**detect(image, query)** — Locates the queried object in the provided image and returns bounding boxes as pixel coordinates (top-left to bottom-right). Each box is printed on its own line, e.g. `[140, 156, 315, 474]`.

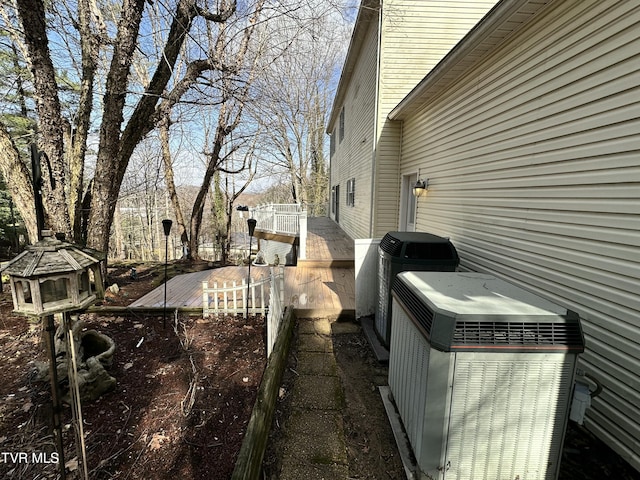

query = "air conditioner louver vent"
[391, 272, 585, 354]
[391, 277, 434, 336]
[379, 234, 403, 256]
[452, 321, 584, 351]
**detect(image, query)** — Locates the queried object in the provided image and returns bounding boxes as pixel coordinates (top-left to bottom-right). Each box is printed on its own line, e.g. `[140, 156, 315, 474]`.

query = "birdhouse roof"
[1, 231, 102, 278]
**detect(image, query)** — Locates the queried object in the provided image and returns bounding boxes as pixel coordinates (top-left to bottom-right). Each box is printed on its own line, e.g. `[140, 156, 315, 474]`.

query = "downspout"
[328, 136, 332, 218]
[397, 120, 404, 230]
[369, 3, 383, 238]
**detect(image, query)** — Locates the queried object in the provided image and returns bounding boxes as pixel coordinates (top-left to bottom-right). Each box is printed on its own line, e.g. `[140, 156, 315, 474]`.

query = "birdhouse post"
[1, 230, 105, 480]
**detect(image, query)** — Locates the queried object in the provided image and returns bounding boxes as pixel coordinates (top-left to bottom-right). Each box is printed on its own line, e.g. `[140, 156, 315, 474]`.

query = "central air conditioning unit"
[376, 232, 459, 347]
[387, 272, 584, 480]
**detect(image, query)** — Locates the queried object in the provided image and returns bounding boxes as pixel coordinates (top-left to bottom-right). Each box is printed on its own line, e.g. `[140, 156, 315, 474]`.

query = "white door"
[400, 173, 417, 231]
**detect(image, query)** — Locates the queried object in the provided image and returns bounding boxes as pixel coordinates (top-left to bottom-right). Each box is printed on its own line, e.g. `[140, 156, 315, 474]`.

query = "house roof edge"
[326, 0, 380, 134]
[388, 0, 554, 121]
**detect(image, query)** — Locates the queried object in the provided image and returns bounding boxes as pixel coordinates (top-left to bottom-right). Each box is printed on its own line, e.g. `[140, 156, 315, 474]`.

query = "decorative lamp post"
[1, 230, 105, 480]
[246, 218, 257, 318]
[162, 219, 172, 329]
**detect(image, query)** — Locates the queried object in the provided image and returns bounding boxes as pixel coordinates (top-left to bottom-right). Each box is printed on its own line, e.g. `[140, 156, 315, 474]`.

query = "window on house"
[339, 107, 345, 143]
[330, 129, 335, 157]
[331, 186, 336, 214]
[346, 178, 355, 207]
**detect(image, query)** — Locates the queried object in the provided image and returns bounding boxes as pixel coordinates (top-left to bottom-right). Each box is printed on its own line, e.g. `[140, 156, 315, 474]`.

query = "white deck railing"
[250, 204, 307, 259]
[202, 266, 286, 358]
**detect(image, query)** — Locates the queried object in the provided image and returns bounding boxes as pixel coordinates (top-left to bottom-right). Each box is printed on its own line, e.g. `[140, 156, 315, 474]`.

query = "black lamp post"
[246, 218, 257, 318]
[162, 219, 172, 329]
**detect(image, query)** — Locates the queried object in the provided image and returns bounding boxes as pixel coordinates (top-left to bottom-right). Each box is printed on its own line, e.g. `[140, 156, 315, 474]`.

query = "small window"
[41, 277, 70, 304]
[339, 107, 345, 143]
[79, 271, 91, 299]
[331, 186, 337, 213]
[346, 178, 355, 207]
[330, 129, 335, 156]
[16, 280, 33, 306]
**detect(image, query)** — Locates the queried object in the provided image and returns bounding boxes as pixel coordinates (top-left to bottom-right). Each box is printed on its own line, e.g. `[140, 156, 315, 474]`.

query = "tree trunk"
[160, 119, 190, 256]
[0, 124, 38, 243]
[69, 0, 101, 240]
[86, 0, 147, 255]
[112, 205, 126, 260]
[16, 0, 71, 238]
[188, 131, 225, 259]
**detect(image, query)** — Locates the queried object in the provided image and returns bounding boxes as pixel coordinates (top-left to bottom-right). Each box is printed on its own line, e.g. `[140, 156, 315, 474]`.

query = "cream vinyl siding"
[373, 0, 497, 236]
[400, 0, 640, 469]
[330, 12, 379, 239]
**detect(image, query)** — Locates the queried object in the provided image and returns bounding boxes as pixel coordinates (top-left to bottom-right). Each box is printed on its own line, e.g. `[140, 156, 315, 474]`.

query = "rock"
[108, 283, 120, 294]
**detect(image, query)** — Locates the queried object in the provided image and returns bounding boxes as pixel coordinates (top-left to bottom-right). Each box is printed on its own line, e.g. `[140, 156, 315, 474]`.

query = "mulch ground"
[0, 263, 265, 480]
[1, 261, 639, 479]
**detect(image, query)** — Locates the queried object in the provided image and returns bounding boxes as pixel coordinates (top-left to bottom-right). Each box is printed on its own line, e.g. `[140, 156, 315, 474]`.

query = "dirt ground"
[1, 262, 639, 480]
[0, 263, 265, 480]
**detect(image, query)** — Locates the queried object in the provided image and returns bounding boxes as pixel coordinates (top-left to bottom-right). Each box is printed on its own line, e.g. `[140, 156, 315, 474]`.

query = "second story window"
[339, 107, 345, 143]
[346, 178, 355, 206]
[330, 128, 336, 156]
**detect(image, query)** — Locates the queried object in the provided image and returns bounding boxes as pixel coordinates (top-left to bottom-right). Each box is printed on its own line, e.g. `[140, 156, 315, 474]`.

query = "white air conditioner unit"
[388, 272, 584, 480]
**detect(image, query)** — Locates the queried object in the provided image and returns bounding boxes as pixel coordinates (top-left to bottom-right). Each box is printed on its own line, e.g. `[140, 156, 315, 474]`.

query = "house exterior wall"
[328, 0, 497, 239]
[372, 0, 497, 237]
[329, 10, 379, 240]
[399, 0, 640, 469]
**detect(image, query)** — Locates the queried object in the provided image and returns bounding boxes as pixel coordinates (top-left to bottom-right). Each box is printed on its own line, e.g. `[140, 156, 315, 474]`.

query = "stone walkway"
[278, 318, 359, 480]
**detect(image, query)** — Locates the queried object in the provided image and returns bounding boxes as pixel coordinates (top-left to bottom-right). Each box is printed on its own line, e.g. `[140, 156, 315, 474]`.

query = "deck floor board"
[129, 217, 355, 315]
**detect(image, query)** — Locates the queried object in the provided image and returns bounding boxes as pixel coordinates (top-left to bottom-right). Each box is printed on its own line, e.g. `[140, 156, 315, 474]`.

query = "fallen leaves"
[148, 432, 169, 451]
[65, 457, 78, 471]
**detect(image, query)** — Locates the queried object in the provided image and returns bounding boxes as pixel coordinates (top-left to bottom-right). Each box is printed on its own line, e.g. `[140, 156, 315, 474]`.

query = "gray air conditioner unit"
[387, 272, 584, 480]
[376, 232, 459, 348]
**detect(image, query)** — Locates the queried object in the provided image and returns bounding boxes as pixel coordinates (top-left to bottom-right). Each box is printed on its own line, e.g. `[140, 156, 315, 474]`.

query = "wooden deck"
[301, 217, 354, 267]
[129, 217, 355, 316]
[284, 266, 354, 317]
[129, 266, 273, 309]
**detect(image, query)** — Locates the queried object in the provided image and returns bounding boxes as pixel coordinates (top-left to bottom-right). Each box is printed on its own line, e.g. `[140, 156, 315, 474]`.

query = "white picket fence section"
[202, 266, 286, 358]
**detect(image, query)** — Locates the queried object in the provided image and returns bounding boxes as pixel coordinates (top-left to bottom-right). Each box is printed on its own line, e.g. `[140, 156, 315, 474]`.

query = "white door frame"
[399, 172, 418, 231]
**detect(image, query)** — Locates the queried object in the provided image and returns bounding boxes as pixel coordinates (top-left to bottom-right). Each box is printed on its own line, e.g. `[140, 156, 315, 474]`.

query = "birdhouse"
[1, 230, 105, 316]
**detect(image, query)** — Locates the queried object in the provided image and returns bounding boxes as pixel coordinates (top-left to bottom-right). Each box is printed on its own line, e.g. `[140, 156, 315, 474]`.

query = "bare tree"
[157, 0, 267, 259]
[0, 0, 236, 254]
[0, 0, 353, 260]
[0, 123, 37, 241]
[252, 5, 350, 214]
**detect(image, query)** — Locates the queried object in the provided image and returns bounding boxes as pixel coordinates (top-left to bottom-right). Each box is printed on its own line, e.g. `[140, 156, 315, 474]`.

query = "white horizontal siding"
[372, 120, 402, 237]
[373, 0, 498, 237]
[331, 13, 379, 239]
[400, 0, 640, 470]
[378, 0, 497, 118]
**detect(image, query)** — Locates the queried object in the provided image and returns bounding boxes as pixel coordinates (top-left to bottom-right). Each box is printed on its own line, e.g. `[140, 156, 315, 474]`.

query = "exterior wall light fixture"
[413, 178, 428, 197]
